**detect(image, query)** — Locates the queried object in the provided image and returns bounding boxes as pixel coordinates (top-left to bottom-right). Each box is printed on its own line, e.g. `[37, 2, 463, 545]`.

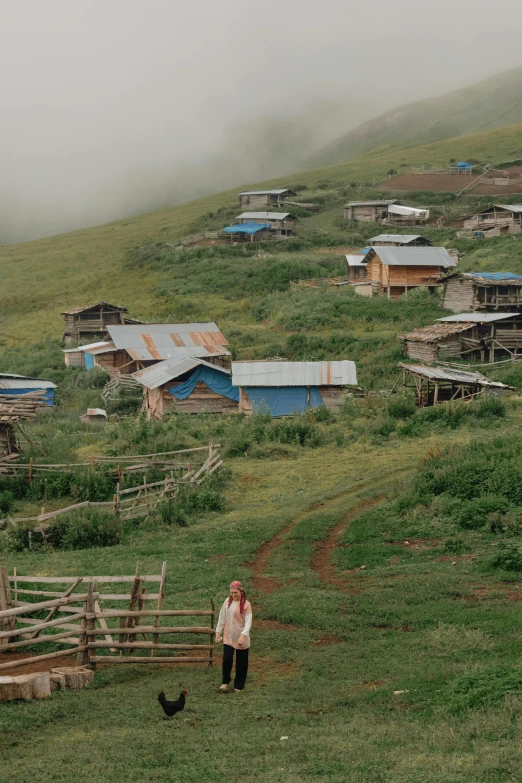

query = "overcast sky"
[2, 0, 522, 242]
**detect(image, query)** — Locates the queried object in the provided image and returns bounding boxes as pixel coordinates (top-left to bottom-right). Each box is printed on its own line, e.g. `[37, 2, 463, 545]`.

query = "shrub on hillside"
[8, 509, 122, 552]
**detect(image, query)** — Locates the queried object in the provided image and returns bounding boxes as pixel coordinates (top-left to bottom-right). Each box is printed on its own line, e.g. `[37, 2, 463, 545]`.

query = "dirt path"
[311, 496, 384, 592]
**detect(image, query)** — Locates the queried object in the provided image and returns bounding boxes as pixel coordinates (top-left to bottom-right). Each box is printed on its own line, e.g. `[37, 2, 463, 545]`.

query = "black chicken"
[158, 689, 188, 718]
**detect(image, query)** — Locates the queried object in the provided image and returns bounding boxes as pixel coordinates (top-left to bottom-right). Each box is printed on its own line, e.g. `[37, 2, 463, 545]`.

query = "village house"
[349, 246, 456, 298]
[133, 357, 239, 419]
[343, 200, 401, 222]
[368, 234, 433, 247]
[0, 391, 50, 464]
[235, 212, 298, 236]
[401, 312, 522, 363]
[398, 362, 512, 407]
[231, 361, 357, 417]
[386, 205, 430, 225]
[461, 204, 522, 234]
[238, 189, 296, 209]
[61, 302, 141, 345]
[441, 272, 522, 313]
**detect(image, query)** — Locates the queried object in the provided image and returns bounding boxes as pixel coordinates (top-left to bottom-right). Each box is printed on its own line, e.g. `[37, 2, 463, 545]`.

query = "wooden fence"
[0, 565, 215, 671]
[290, 276, 347, 289]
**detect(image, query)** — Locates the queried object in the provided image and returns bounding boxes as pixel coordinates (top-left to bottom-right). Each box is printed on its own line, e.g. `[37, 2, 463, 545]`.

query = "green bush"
[0, 490, 14, 514]
[8, 509, 123, 551]
[486, 544, 522, 572]
[387, 396, 416, 420]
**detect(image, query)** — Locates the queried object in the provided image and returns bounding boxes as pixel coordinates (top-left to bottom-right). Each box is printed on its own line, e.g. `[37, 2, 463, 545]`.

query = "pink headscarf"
[228, 580, 247, 614]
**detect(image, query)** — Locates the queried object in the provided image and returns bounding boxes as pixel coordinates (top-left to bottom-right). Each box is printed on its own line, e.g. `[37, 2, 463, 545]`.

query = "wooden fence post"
[77, 582, 96, 668]
[209, 598, 215, 667]
[152, 561, 167, 657]
[0, 567, 14, 646]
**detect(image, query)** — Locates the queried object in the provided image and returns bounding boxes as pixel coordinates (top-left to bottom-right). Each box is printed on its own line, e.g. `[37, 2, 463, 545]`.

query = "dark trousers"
[222, 644, 249, 690]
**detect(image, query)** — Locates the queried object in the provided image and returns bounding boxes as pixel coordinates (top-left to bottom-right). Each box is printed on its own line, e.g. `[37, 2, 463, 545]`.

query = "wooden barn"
[362, 246, 456, 298]
[231, 361, 357, 417]
[236, 212, 297, 236]
[399, 363, 512, 407]
[101, 322, 231, 376]
[0, 391, 49, 466]
[63, 340, 114, 368]
[238, 189, 296, 209]
[368, 234, 432, 247]
[133, 357, 239, 418]
[401, 312, 522, 363]
[461, 204, 522, 233]
[441, 272, 522, 313]
[344, 200, 401, 222]
[386, 205, 429, 225]
[61, 302, 141, 345]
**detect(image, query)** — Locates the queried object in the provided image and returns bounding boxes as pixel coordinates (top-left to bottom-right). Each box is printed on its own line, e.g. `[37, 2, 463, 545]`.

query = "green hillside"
[308, 66, 522, 168]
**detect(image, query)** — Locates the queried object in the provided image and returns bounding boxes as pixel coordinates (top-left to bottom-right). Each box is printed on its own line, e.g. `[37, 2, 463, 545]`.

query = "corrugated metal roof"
[231, 361, 357, 387]
[368, 247, 456, 267]
[388, 204, 429, 217]
[86, 408, 107, 417]
[0, 375, 56, 389]
[238, 189, 295, 196]
[369, 234, 425, 243]
[438, 312, 520, 323]
[490, 204, 522, 214]
[237, 212, 295, 221]
[132, 357, 230, 390]
[62, 340, 113, 354]
[346, 254, 366, 266]
[344, 200, 399, 207]
[402, 322, 475, 343]
[60, 302, 128, 315]
[399, 362, 509, 387]
[84, 341, 117, 356]
[107, 323, 229, 362]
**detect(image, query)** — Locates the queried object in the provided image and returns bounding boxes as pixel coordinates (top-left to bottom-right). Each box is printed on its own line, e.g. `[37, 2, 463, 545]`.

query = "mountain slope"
[308, 66, 522, 168]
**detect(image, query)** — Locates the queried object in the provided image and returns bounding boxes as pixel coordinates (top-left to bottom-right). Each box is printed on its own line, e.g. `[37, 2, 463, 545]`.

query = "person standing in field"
[215, 580, 252, 693]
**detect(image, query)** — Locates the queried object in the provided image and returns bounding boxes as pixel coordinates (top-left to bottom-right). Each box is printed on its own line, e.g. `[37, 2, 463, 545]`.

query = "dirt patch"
[0, 651, 81, 677]
[208, 553, 225, 563]
[255, 618, 301, 632]
[310, 496, 385, 592]
[313, 634, 343, 646]
[356, 680, 385, 691]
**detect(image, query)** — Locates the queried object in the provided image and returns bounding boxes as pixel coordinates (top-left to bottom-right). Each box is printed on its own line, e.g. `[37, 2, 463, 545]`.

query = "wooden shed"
[236, 212, 298, 236]
[132, 357, 239, 419]
[401, 312, 522, 363]
[368, 234, 432, 247]
[362, 246, 456, 298]
[238, 189, 296, 209]
[0, 391, 49, 466]
[399, 362, 512, 407]
[441, 272, 522, 313]
[61, 302, 140, 346]
[344, 200, 401, 222]
[231, 361, 357, 417]
[462, 204, 522, 233]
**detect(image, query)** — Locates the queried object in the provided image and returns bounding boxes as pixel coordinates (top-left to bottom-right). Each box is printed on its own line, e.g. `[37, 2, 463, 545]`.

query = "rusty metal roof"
[133, 357, 230, 390]
[60, 302, 128, 315]
[107, 323, 229, 362]
[231, 361, 357, 387]
[398, 362, 510, 388]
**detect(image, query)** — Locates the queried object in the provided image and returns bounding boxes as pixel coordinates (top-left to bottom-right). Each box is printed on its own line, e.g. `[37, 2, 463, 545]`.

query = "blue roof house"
[0, 374, 56, 405]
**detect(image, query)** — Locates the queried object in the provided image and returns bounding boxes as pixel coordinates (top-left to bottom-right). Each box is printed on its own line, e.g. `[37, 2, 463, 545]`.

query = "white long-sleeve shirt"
[216, 598, 252, 650]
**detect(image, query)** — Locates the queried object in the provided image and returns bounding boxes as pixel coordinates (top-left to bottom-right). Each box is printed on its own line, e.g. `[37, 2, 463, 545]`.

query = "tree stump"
[50, 666, 94, 690]
[0, 672, 51, 702]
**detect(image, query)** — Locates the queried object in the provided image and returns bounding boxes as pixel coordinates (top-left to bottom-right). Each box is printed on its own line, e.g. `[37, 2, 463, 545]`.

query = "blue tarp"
[223, 222, 271, 235]
[0, 388, 54, 405]
[457, 162, 472, 170]
[244, 386, 323, 417]
[469, 272, 522, 281]
[168, 366, 239, 402]
[84, 353, 95, 370]
[359, 247, 370, 255]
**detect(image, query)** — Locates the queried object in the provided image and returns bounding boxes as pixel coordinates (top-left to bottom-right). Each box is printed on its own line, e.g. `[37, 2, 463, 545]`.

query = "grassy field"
[3, 403, 522, 781]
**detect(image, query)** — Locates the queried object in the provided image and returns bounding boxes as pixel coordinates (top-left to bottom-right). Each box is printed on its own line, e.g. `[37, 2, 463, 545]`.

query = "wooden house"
[441, 272, 522, 313]
[401, 312, 522, 363]
[132, 357, 239, 418]
[461, 204, 522, 233]
[63, 340, 113, 368]
[61, 302, 140, 345]
[0, 391, 50, 464]
[399, 363, 512, 407]
[236, 212, 297, 236]
[368, 234, 432, 247]
[345, 254, 369, 283]
[231, 361, 357, 417]
[238, 189, 296, 209]
[344, 200, 401, 222]
[362, 246, 456, 298]
[386, 205, 429, 225]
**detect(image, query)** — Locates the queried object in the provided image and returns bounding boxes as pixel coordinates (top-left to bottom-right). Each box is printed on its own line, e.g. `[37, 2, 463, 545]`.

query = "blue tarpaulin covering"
[457, 162, 472, 170]
[244, 386, 323, 417]
[468, 272, 522, 281]
[359, 247, 370, 255]
[0, 388, 54, 405]
[223, 222, 270, 235]
[168, 366, 239, 402]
